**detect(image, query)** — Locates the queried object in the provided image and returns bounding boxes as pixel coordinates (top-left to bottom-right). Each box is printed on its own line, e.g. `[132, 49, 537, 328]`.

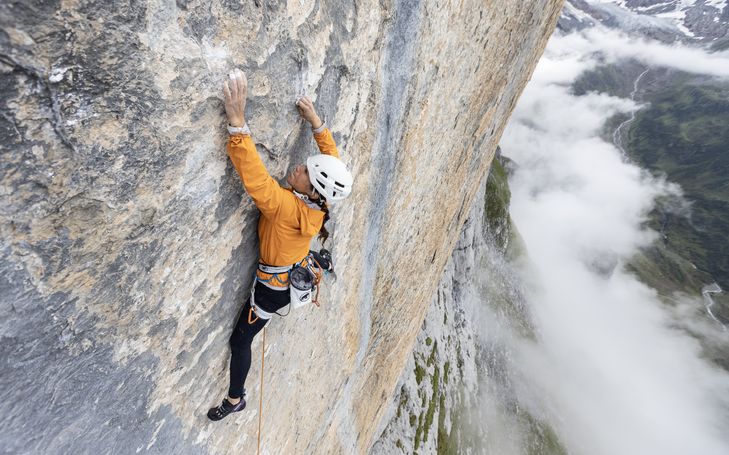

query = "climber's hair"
[314, 190, 330, 244]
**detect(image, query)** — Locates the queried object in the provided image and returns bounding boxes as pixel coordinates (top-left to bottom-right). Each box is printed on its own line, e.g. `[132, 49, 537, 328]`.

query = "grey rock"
[1, 0, 563, 452]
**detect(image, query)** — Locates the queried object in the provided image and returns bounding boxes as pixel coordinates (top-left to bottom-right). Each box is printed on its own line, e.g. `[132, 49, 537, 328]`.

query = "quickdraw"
[307, 255, 325, 307]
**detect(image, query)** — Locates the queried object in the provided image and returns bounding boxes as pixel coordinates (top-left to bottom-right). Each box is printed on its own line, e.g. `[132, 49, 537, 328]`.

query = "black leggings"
[228, 281, 289, 399]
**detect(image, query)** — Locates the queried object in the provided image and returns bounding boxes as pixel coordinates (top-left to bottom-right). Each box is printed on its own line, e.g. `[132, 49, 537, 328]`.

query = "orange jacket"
[227, 128, 340, 271]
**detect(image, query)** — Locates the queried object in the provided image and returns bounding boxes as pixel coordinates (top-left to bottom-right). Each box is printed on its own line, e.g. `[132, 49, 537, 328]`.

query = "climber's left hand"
[224, 69, 247, 128]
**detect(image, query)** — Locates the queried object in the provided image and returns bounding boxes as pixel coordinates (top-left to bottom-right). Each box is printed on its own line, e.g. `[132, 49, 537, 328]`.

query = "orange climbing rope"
[254, 255, 329, 454]
[257, 326, 266, 455]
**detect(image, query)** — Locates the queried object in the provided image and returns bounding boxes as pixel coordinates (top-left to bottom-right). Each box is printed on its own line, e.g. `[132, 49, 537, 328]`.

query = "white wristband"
[312, 120, 327, 135]
[228, 123, 251, 135]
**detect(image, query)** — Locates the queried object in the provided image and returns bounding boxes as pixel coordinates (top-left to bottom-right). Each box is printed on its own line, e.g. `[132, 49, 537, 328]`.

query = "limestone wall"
[0, 0, 563, 453]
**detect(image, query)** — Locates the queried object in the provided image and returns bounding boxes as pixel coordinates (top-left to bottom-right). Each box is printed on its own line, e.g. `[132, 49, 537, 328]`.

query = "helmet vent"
[321, 172, 328, 178]
[335, 181, 345, 188]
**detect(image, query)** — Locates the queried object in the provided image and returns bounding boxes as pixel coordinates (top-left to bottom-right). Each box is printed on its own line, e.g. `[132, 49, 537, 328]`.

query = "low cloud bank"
[498, 28, 729, 455]
[550, 28, 729, 78]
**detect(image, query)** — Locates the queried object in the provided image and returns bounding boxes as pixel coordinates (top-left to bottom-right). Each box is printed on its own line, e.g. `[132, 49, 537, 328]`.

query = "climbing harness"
[256, 263, 293, 291]
[247, 249, 334, 323]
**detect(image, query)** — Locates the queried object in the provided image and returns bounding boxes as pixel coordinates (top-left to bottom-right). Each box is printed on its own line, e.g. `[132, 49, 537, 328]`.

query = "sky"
[497, 26, 729, 455]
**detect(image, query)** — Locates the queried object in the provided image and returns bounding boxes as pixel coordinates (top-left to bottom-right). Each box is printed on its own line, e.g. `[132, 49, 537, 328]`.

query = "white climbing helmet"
[306, 154, 353, 203]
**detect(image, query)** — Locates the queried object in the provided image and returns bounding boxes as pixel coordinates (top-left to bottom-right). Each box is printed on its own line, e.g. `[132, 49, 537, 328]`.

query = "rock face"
[0, 1, 562, 453]
[371, 154, 566, 454]
[371, 176, 493, 455]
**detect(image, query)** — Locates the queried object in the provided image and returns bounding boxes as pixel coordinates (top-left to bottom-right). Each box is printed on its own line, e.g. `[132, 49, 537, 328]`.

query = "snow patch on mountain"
[565, 0, 729, 42]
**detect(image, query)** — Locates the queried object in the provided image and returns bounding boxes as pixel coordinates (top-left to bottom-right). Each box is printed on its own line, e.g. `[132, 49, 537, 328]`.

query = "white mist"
[498, 29, 729, 455]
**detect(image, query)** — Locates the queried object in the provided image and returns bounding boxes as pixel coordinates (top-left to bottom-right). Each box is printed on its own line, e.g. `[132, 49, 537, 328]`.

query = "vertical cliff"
[372, 153, 568, 454]
[0, 0, 563, 453]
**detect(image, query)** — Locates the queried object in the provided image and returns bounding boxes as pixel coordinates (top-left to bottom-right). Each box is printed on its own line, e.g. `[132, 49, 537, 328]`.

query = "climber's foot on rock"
[207, 397, 246, 421]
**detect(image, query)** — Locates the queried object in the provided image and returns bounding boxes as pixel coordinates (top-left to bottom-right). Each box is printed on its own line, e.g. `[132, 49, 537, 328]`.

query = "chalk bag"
[289, 265, 315, 309]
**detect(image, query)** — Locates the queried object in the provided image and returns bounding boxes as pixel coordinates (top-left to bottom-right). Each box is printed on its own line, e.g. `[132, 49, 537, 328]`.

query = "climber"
[207, 69, 353, 421]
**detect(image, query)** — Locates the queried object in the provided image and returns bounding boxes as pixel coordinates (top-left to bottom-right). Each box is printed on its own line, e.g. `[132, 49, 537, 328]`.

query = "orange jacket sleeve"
[227, 134, 287, 218]
[313, 128, 340, 158]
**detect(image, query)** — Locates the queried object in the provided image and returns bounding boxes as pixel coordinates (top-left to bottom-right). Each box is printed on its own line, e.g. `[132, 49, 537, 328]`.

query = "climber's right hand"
[296, 95, 323, 130]
[223, 69, 247, 128]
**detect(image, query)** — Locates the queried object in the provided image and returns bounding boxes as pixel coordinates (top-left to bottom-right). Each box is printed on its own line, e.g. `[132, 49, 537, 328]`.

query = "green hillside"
[627, 79, 729, 292]
[570, 63, 729, 323]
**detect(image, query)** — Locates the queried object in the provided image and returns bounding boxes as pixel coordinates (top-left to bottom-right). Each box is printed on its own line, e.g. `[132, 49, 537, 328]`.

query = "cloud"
[546, 28, 729, 78]
[497, 27, 729, 455]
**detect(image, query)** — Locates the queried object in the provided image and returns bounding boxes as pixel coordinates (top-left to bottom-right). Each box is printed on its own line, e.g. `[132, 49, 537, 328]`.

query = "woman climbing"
[207, 69, 353, 421]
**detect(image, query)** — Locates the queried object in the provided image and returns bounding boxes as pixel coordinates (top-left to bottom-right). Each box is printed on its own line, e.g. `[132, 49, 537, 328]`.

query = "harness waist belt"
[256, 257, 311, 290]
[258, 264, 292, 274]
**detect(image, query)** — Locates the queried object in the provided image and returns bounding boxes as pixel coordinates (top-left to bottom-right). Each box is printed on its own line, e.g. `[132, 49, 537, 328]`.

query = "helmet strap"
[292, 190, 322, 210]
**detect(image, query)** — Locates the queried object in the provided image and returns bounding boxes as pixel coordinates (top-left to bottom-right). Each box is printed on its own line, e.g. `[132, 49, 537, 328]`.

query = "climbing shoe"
[207, 397, 246, 421]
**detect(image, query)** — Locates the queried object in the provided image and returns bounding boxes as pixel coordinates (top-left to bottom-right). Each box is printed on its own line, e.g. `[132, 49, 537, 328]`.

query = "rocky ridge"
[561, 0, 729, 43]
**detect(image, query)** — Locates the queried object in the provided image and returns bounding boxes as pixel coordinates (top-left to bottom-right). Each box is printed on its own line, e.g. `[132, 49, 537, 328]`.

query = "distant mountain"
[561, 0, 729, 46]
[559, 1, 729, 320]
